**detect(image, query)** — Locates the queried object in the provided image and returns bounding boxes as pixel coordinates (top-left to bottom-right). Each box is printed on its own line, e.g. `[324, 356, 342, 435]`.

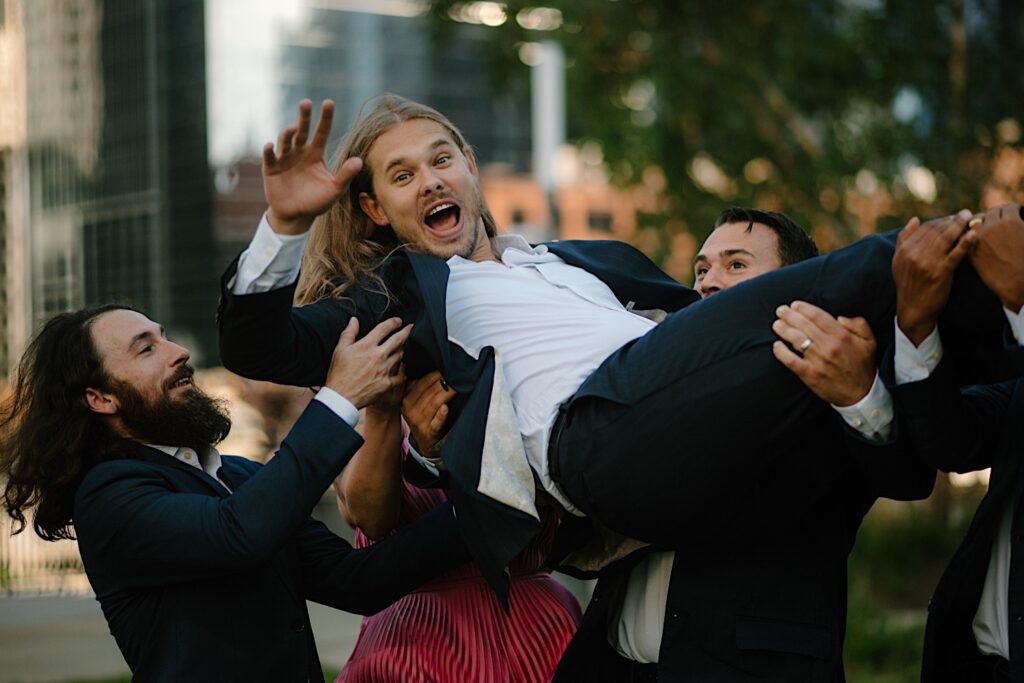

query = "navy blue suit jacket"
[74, 400, 469, 682]
[891, 338, 1024, 682]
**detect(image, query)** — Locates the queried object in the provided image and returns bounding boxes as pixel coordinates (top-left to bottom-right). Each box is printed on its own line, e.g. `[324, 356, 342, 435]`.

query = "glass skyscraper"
[0, 0, 215, 374]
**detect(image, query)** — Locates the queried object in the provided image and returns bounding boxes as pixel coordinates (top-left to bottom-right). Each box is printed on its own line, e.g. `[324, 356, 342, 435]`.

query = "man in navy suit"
[546, 208, 935, 681]
[0, 304, 470, 682]
[218, 96, 1011, 615]
[881, 205, 1024, 682]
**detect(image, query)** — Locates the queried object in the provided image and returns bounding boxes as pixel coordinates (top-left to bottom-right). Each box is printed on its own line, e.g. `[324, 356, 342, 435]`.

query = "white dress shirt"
[445, 236, 658, 510]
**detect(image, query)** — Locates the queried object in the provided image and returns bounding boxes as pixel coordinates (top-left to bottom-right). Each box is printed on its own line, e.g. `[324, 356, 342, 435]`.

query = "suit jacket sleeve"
[297, 501, 470, 615]
[217, 255, 386, 386]
[889, 358, 1016, 474]
[74, 401, 363, 588]
[840, 420, 936, 501]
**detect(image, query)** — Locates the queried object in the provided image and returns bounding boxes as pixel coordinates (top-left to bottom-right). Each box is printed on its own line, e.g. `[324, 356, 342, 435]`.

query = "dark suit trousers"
[550, 231, 1006, 546]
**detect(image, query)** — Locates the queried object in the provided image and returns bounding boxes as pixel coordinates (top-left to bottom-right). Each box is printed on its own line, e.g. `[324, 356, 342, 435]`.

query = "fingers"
[338, 317, 359, 346]
[945, 227, 978, 269]
[428, 404, 449, 435]
[773, 304, 824, 351]
[772, 340, 809, 374]
[334, 157, 364, 189]
[262, 142, 277, 168]
[278, 125, 297, 157]
[362, 317, 404, 345]
[310, 100, 336, 149]
[378, 323, 413, 356]
[838, 316, 874, 342]
[294, 99, 312, 147]
[404, 370, 443, 405]
[788, 301, 844, 336]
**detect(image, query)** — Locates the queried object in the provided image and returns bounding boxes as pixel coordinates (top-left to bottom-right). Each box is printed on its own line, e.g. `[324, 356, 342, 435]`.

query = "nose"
[168, 341, 190, 368]
[697, 268, 722, 298]
[420, 168, 445, 195]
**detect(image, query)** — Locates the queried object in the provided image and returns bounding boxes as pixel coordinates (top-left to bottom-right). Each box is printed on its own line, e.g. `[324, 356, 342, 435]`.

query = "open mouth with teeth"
[167, 375, 194, 392]
[424, 201, 463, 238]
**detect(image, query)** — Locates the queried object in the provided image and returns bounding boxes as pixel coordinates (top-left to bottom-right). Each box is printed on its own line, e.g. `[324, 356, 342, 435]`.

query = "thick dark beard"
[109, 378, 232, 453]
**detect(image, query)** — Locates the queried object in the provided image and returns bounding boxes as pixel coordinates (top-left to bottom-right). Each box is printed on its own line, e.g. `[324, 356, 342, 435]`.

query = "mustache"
[163, 364, 195, 391]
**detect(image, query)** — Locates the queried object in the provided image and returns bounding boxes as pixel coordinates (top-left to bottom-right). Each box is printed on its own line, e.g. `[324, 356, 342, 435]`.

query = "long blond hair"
[295, 94, 499, 305]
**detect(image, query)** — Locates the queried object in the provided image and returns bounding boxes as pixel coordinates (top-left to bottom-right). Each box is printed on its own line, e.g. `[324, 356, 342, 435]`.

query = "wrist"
[896, 310, 937, 347]
[999, 292, 1024, 315]
[266, 208, 313, 236]
[364, 405, 401, 424]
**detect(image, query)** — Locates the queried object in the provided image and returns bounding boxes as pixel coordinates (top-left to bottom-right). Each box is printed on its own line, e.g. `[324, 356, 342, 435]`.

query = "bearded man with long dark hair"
[0, 303, 471, 683]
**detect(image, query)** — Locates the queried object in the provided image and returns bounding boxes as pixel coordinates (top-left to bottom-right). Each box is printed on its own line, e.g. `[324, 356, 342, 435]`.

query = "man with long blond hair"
[219, 95, 1018, 678]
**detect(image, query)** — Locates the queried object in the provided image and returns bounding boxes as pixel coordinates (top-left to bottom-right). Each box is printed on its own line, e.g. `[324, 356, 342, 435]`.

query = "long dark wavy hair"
[1, 304, 136, 540]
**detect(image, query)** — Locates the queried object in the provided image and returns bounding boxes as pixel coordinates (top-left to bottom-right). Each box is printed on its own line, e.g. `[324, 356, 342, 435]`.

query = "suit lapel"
[406, 251, 449, 345]
[545, 240, 699, 312]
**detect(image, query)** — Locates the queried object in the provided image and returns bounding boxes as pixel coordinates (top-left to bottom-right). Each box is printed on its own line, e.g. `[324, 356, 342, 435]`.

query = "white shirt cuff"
[313, 388, 360, 428]
[1005, 304, 1024, 345]
[894, 320, 943, 384]
[407, 443, 444, 476]
[832, 372, 894, 442]
[231, 212, 311, 294]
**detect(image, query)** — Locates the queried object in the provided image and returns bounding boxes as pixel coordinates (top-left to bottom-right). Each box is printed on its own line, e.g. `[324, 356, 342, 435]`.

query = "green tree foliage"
[428, 0, 1024, 256]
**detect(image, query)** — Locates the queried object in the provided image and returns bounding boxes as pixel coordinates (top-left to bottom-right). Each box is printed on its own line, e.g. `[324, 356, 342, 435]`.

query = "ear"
[358, 192, 390, 227]
[463, 147, 479, 177]
[84, 387, 119, 416]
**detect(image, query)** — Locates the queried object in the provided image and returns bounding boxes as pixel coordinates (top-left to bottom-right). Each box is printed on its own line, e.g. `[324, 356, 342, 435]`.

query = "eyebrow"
[383, 138, 454, 175]
[128, 326, 165, 351]
[693, 248, 756, 267]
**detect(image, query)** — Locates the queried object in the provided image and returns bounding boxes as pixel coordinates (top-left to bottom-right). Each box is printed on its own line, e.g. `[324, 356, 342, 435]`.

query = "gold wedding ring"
[968, 217, 983, 228]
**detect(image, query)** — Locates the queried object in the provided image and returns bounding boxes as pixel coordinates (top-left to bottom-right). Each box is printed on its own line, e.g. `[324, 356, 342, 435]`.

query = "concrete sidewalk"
[0, 595, 362, 683]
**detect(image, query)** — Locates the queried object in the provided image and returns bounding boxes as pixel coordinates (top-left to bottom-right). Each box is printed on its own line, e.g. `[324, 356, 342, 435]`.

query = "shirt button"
[852, 418, 864, 428]
[264, 247, 274, 257]
[183, 450, 193, 461]
[870, 409, 880, 419]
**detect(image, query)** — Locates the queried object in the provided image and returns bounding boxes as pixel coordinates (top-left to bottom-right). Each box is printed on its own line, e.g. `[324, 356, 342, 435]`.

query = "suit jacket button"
[292, 620, 305, 633]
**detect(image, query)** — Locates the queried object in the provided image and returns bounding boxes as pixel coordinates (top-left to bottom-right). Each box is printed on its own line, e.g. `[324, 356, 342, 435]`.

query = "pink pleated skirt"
[335, 568, 582, 683]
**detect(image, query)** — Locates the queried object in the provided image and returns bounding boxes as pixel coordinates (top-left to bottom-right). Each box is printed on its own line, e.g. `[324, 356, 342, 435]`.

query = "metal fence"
[0, 516, 90, 597]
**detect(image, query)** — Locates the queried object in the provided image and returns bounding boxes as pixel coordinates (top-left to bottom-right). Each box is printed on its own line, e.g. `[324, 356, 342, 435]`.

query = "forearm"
[335, 409, 405, 539]
[302, 501, 470, 615]
[892, 361, 1008, 473]
[218, 259, 360, 386]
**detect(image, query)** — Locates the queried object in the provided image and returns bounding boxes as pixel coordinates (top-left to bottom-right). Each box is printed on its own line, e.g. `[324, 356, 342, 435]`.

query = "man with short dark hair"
[551, 209, 933, 681]
[0, 304, 470, 682]
[694, 207, 818, 297]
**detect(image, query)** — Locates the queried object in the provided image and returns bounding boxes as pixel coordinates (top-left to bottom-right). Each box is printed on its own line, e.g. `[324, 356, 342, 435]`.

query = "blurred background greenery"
[429, 0, 1024, 256]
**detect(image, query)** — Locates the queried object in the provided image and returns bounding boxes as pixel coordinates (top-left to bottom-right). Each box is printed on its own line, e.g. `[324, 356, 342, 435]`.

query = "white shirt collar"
[448, 234, 554, 269]
[146, 443, 224, 479]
